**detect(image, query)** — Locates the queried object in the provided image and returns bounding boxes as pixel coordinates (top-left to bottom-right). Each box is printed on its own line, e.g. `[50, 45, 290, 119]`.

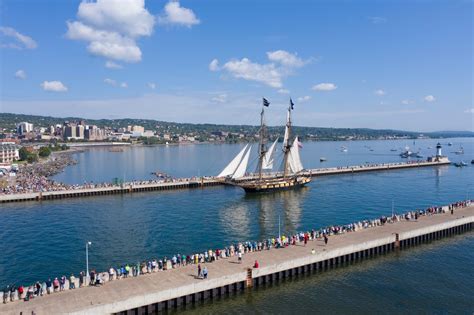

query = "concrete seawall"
[0, 160, 450, 203]
[1, 205, 472, 315]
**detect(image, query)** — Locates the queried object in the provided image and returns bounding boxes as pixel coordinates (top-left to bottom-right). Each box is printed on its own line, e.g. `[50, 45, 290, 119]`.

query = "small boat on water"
[108, 147, 124, 152]
[390, 148, 397, 152]
[448, 142, 453, 146]
[471, 160, 474, 164]
[454, 146, 464, 155]
[320, 157, 327, 162]
[340, 146, 348, 152]
[400, 146, 418, 158]
[454, 161, 467, 167]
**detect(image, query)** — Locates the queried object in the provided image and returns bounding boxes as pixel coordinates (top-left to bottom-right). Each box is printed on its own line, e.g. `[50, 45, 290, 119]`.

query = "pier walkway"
[0, 160, 450, 203]
[1, 205, 472, 315]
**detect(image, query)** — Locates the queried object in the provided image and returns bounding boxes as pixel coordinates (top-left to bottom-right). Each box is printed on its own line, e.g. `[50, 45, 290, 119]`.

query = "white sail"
[288, 137, 303, 174]
[232, 146, 251, 179]
[218, 144, 248, 177]
[262, 138, 278, 170]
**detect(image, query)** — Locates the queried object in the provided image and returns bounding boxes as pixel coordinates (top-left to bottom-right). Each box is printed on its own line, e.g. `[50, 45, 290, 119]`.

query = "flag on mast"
[290, 98, 294, 110]
[263, 98, 270, 107]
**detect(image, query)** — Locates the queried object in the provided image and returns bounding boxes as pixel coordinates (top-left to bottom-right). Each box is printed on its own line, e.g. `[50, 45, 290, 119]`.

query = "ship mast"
[257, 98, 269, 180]
[282, 99, 293, 177]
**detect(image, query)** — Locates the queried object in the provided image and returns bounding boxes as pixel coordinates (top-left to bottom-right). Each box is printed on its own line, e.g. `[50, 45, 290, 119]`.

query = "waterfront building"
[0, 142, 20, 163]
[142, 130, 155, 138]
[63, 125, 76, 139]
[16, 122, 33, 135]
[75, 125, 85, 139]
[84, 125, 107, 141]
[132, 125, 145, 133]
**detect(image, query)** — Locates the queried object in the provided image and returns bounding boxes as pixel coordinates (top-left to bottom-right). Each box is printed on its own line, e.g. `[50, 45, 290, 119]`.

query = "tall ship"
[217, 98, 311, 193]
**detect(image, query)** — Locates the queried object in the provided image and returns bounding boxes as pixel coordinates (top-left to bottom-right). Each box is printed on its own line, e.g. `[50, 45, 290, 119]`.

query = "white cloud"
[267, 50, 305, 67]
[66, 0, 155, 63]
[312, 82, 337, 91]
[277, 89, 290, 94]
[374, 89, 385, 96]
[211, 93, 227, 103]
[401, 99, 414, 105]
[158, 1, 200, 27]
[368, 16, 387, 24]
[104, 78, 117, 86]
[148, 82, 156, 89]
[221, 58, 283, 88]
[41, 81, 68, 92]
[464, 108, 474, 114]
[77, 0, 155, 37]
[67, 21, 142, 63]
[105, 60, 123, 69]
[0, 26, 37, 49]
[214, 50, 308, 89]
[120, 82, 128, 88]
[297, 95, 311, 102]
[15, 70, 27, 80]
[209, 59, 219, 71]
[424, 95, 436, 102]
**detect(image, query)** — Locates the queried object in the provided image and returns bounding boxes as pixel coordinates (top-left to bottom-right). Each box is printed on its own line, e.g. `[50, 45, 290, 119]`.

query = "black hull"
[242, 181, 309, 193]
[238, 176, 312, 193]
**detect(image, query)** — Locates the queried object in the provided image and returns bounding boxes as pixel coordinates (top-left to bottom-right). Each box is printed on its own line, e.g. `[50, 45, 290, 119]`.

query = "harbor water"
[1, 138, 473, 313]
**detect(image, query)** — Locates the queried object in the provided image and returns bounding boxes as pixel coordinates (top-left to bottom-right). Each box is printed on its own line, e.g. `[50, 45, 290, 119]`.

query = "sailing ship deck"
[0, 160, 450, 203]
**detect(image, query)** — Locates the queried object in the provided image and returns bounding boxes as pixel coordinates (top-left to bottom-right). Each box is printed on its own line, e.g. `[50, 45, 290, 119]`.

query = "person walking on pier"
[197, 264, 202, 279]
[203, 267, 208, 279]
[70, 274, 76, 289]
[45, 278, 52, 294]
[324, 234, 328, 245]
[3, 285, 9, 304]
[238, 251, 243, 263]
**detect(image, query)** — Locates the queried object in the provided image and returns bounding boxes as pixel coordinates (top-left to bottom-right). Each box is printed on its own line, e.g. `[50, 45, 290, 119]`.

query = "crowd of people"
[0, 157, 214, 196]
[2, 199, 471, 304]
[0, 154, 76, 194]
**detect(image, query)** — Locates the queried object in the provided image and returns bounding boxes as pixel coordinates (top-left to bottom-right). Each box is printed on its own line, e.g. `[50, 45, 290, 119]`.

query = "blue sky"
[0, 0, 472, 131]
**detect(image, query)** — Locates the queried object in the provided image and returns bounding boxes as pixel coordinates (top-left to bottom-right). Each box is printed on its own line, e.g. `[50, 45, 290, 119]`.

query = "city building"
[63, 125, 76, 139]
[84, 125, 107, 141]
[76, 125, 85, 139]
[0, 142, 20, 163]
[132, 125, 145, 133]
[16, 122, 33, 135]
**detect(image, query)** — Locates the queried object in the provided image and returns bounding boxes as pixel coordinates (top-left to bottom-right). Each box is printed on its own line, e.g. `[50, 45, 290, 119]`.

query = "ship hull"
[237, 176, 311, 193]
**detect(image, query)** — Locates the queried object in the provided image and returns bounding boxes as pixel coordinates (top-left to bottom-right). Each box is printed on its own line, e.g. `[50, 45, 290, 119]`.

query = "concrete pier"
[1, 205, 472, 315]
[0, 160, 450, 203]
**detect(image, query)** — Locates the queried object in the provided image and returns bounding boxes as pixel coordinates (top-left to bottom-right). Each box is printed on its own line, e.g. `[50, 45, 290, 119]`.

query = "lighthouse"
[436, 143, 442, 157]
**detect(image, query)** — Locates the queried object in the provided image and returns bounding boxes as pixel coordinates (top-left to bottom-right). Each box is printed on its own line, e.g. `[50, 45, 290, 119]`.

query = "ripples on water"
[0, 138, 473, 313]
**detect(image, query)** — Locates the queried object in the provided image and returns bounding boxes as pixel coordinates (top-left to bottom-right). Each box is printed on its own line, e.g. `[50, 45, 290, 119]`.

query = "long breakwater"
[0, 160, 450, 203]
[0, 201, 472, 314]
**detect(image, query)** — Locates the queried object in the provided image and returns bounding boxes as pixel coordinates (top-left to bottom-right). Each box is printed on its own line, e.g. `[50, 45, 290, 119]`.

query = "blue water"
[1, 138, 473, 313]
